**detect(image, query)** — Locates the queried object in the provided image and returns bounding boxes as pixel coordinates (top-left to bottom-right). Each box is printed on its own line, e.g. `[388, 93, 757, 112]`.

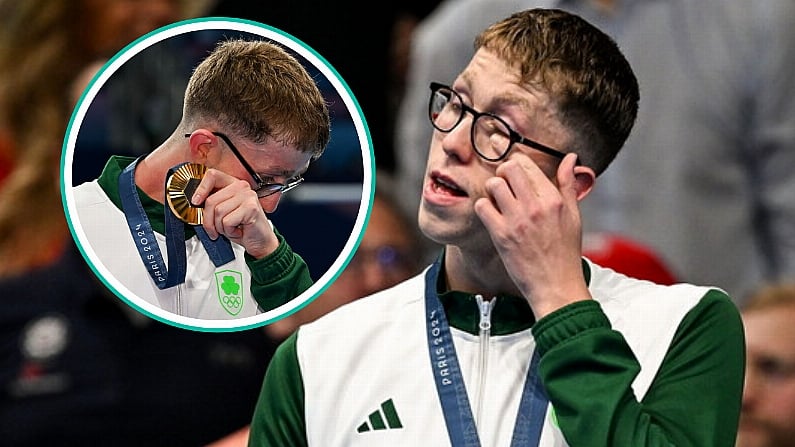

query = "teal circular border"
[61, 17, 375, 332]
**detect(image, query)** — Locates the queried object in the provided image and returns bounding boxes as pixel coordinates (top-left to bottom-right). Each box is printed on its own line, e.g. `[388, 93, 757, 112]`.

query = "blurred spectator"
[0, 0, 187, 277]
[738, 282, 795, 447]
[394, 0, 795, 302]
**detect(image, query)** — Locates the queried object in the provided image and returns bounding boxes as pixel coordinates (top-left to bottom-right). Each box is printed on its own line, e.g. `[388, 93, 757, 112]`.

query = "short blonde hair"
[475, 9, 639, 175]
[184, 38, 330, 159]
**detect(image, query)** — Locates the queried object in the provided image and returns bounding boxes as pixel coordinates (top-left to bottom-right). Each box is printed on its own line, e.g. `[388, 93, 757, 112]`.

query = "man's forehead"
[458, 71, 554, 112]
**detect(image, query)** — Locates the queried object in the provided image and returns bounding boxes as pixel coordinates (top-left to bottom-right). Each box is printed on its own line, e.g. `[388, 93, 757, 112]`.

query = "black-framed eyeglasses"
[428, 82, 567, 162]
[184, 131, 304, 198]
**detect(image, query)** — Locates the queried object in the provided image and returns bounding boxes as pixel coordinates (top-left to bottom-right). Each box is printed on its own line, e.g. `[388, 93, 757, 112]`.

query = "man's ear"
[572, 165, 596, 201]
[184, 129, 216, 162]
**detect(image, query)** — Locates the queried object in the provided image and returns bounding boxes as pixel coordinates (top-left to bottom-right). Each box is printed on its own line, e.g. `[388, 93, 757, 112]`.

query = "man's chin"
[417, 214, 467, 250]
[417, 219, 451, 247]
[418, 203, 450, 239]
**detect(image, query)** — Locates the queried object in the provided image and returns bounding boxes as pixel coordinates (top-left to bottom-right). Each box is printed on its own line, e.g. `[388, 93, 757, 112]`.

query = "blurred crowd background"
[1, 1, 794, 446]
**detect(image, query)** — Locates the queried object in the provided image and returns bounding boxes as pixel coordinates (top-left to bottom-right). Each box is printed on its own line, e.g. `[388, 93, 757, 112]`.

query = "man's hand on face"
[191, 168, 280, 259]
[473, 152, 591, 319]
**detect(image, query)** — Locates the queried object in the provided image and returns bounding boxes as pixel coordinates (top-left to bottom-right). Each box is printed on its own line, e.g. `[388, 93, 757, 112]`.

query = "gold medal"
[166, 163, 206, 225]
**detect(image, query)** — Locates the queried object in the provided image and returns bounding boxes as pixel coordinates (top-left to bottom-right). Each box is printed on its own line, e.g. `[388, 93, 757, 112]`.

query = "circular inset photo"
[62, 18, 373, 331]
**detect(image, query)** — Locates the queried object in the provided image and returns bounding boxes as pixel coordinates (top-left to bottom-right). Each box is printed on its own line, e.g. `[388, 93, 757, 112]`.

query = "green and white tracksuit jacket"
[250, 257, 744, 446]
[72, 156, 312, 320]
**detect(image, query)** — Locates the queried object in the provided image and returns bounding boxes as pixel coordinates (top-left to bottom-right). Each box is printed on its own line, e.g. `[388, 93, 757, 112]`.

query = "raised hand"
[474, 152, 592, 319]
[191, 168, 279, 259]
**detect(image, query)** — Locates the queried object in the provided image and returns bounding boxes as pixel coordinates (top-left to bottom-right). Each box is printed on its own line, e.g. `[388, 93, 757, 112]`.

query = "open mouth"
[431, 174, 467, 197]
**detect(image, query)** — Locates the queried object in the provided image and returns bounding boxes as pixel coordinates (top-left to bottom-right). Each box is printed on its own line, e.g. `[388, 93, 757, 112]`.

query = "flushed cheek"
[471, 176, 502, 200]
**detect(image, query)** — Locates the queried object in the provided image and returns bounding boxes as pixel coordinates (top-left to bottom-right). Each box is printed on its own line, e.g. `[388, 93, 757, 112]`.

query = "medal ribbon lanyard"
[424, 262, 549, 447]
[119, 158, 234, 289]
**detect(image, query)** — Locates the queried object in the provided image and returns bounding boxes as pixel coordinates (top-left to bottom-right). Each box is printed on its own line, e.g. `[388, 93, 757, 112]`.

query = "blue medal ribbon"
[119, 158, 234, 290]
[195, 225, 235, 266]
[424, 261, 549, 446]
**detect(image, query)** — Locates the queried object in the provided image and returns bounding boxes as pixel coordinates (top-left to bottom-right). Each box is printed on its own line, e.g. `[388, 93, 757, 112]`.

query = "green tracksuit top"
[250, 257, 744, 446]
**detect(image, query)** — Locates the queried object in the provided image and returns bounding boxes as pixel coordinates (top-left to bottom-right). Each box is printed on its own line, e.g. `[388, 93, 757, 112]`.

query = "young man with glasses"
[249, 8, 744, 446]
[72, 38, 330, 320]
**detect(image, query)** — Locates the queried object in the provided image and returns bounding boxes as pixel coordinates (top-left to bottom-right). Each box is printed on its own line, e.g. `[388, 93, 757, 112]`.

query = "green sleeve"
[532, 290, 744, 446]
[246, 228, 314, 312]
[249, 331, 308, 447]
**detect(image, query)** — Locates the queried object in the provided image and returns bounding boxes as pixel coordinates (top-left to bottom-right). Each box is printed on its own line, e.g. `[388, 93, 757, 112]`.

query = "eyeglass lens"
[429, 86, 513, 160]
[209, 132, 303, 198]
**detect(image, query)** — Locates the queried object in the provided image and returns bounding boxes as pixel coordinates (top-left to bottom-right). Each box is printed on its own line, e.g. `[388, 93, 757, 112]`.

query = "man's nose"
[440, 116, 477, 163]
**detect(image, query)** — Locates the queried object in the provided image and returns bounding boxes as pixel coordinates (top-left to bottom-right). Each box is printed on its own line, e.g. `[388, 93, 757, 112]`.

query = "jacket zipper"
[474, 294, 496, 429]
